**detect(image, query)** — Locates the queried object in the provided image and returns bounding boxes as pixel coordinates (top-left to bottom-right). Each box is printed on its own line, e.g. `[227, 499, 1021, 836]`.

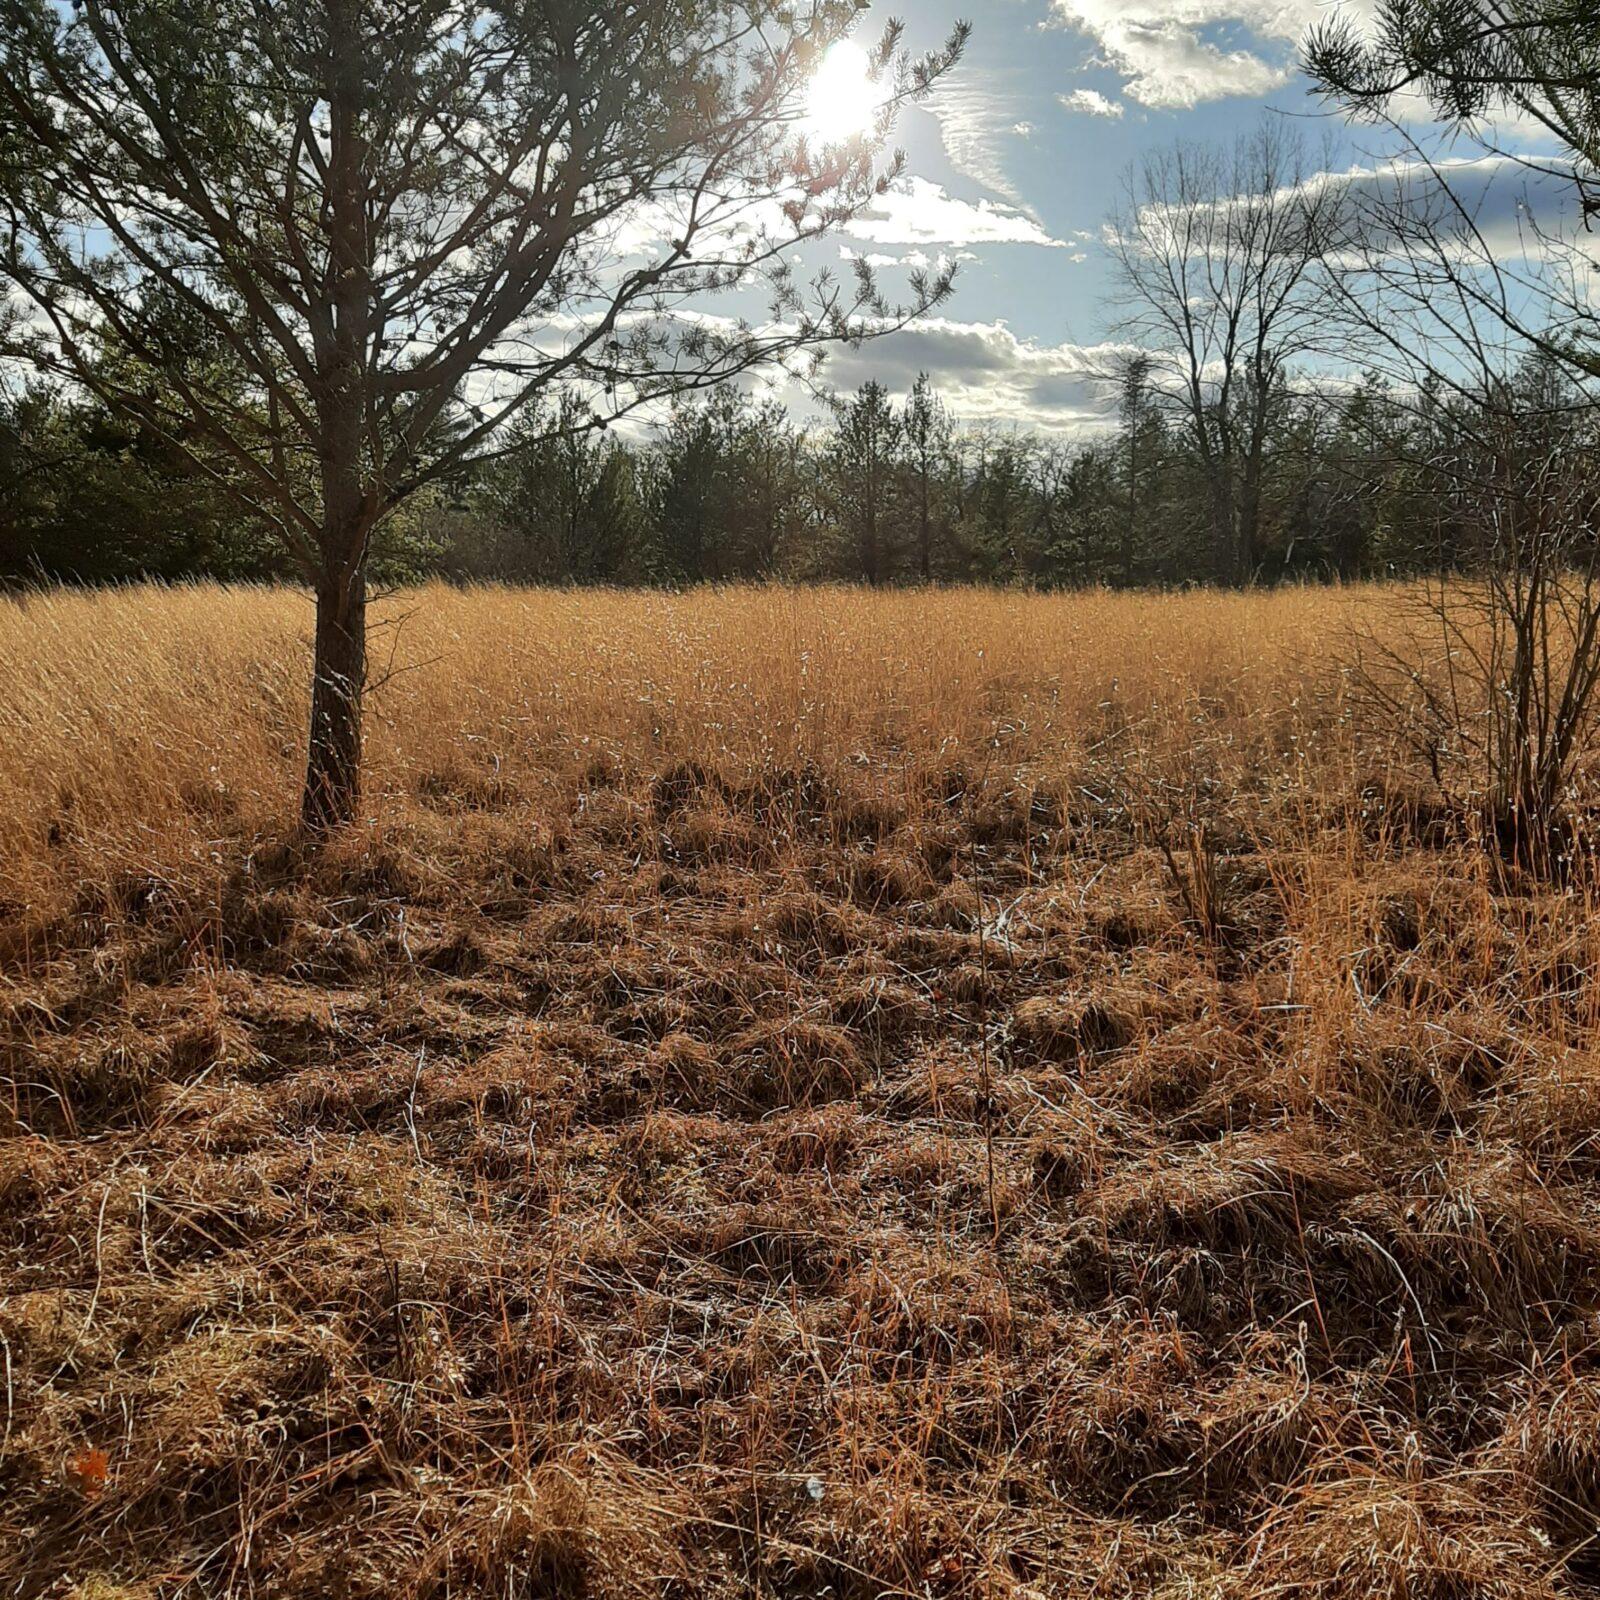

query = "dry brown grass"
[3, 580, 1600, 1599]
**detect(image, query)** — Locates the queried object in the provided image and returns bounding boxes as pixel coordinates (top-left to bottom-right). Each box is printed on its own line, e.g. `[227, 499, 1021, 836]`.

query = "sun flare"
[804, 39, 885, 145]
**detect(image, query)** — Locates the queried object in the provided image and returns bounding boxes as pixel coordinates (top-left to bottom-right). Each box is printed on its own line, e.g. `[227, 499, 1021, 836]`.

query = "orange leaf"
[68, 1447, 110, 1496]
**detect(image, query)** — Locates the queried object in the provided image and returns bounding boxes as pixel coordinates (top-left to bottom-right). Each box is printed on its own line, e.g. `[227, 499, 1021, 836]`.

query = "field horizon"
[5, 580, 1600, 1599]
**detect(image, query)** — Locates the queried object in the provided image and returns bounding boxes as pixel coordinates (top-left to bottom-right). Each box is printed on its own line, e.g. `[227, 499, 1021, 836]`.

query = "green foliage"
[825, 382, 902, 584]
[0, 387, 278, 583]
[463, 396, 647, 585]
[1306, 0, 1599, 180]
[11, 365, 1597, 594]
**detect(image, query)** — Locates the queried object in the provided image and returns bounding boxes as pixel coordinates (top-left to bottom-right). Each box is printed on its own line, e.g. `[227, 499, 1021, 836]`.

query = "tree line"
[6, 350, 1594, 592]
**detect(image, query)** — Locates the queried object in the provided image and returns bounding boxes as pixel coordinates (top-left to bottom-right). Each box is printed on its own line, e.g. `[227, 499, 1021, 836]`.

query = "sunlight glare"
[805, 39, 885, 145]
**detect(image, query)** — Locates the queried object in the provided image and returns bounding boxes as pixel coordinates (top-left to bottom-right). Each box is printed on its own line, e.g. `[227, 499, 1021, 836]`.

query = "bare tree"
[1107, 123, 1343, 584]
[1316, 173, 1600, 872]
[0, 0, 965, 828]
[1305, 0, 1600, 875]
[1347, 365, 1600, 874]
[1305, 0, 1600, 395]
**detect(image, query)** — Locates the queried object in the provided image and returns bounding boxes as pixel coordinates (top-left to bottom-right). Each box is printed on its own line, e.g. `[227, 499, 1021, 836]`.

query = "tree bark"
[873, 443, 882, 585]
[918, 468, 931, 581]
[302, 1, 372, 835]
[1122, 430, 1137, 588]
[302, 564, 367, 832]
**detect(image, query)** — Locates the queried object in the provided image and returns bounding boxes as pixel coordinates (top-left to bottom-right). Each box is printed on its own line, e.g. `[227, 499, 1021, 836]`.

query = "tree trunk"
[1209, 486, 1236, 586]
[302, 0, 372, 835]
[1122, 432, 1137, 587]
[919, 472, 931, 580]
[1238, 422, 1268, 584]
[864, 468, 880, 585]
[302, 564, 367, 832]
[1237, 484, 1261, 584]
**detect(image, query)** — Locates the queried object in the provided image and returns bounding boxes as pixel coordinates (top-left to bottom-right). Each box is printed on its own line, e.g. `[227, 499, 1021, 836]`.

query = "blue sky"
[898, 0, 1345, 335]
[772, 0, 1580, 433]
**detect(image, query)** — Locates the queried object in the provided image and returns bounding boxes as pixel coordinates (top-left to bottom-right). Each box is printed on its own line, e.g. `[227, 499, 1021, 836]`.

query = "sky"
[769, 0, 1581, 434]
[8, 0, 1581, 445]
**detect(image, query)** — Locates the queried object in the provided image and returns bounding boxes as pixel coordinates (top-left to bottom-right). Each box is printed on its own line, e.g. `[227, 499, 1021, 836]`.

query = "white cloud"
[1048, 0, 1566, 138]
[1103, 150, 1594, 283]
[1059, 88, 1126, 118]
[816, 317, 1135, 433]
[1287, 153, 1594, 266]
[840, 246, 940, 270]
[1047, 0, 1360, 109]
[851, 176, 1075, 249]
[928, 74, 1035, 205]
[850, 176, 1070, 249]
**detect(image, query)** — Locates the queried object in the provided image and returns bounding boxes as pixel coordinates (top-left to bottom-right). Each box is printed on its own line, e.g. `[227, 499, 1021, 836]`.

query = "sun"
[804, 39, 886, 145]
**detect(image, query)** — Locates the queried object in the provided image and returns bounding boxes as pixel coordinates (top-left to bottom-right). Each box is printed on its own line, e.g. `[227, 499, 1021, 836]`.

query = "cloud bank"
[818, 318, 1131, 433]
[1048, 0, 1371, 110]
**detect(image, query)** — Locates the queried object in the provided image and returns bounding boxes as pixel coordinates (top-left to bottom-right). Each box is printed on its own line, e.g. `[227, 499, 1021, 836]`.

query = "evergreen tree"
[903, 374, 953, 581]
[828, 382, 902, 585]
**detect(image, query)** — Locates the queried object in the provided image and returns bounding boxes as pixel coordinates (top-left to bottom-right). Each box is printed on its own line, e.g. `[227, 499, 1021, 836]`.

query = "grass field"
[4, 582, 1600, 1599]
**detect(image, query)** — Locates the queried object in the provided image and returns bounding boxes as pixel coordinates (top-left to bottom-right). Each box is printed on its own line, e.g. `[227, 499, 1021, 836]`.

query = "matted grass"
[3, 582, 1599, 1599]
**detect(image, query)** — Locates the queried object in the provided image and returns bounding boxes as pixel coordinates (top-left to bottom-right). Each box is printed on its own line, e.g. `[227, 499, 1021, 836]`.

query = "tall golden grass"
[0, 580, 1371, 902]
